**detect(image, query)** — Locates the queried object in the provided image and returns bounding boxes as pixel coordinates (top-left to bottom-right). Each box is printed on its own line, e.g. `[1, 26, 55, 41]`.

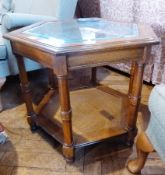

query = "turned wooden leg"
[0, 77, 6, 112]
[16, 55, 37, 131]
[128, 62, 136, 96]
[47, 69, 57, 90]
[127, 62, 145, 145]
[127, 132, 154, 173]
[57, 75, 74, 162]
[91, 67, 97, 85]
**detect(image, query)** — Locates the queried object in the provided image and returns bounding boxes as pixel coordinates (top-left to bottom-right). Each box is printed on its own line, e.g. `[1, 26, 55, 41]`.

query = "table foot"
[27, 116, 38, 132]
[63, 145, 74, 162]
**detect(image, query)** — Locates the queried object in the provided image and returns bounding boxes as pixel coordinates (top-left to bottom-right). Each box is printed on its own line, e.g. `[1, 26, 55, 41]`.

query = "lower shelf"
[35, 86, 129, 148]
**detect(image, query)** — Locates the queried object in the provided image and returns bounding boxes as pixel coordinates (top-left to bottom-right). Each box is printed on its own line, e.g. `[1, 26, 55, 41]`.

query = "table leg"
[16, 55, 37, 131]
[57, 75, 74, 162]
[127, 61, 144, 145]
[47, 69, 57, 90]
[91, 67, 97, 85]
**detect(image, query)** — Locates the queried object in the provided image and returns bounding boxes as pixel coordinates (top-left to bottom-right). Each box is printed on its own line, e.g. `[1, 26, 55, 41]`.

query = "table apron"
[68, 47, 144, 70]
[11, 41, 145, 72]
[11, 42, 55, 69]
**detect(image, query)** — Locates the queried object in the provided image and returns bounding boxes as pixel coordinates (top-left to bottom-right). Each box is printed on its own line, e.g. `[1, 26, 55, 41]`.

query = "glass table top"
[23, 18, 139, 48]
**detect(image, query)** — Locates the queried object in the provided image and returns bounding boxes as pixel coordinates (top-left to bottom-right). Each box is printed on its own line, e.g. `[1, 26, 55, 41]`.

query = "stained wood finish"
[15, 55, 37, 130]
[5, 21, 158, 55]
[47, 69, 56, 90]
[1, 69, 165, 175]
[127, 132, 155, 173]
[126, 62, 145, 145]
[4, 19, 159, 161]
[57, 75, 74, 162]
[36, 86, 128, 147]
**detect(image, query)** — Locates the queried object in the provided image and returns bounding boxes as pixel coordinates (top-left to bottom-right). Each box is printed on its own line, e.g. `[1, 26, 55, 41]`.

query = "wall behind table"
[77, 0, 165, 84]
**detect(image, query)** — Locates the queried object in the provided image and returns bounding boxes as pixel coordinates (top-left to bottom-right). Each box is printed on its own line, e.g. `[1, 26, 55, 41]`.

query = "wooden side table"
[4, 18, 159, 162]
